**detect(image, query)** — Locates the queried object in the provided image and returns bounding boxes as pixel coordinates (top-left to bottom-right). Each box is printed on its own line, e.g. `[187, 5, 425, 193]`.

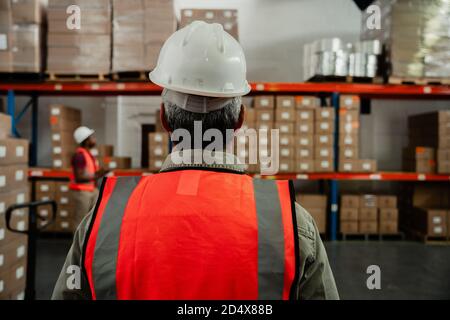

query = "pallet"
[388, 76, 450, 85]
[111, 71, 149, 81]
[46, 72, 108, 82]
[341, 232, 405, 241]
[0, 72, 45, 82]
[307, 75, 381, 84]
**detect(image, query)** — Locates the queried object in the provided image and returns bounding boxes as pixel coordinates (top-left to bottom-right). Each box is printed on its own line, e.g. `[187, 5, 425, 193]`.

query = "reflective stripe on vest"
[83, 170, 299, 300]
[69, 147, 98, 192]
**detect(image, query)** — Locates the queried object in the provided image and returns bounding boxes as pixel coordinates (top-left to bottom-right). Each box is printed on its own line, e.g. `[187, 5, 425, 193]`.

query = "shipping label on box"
[359, 159, 377, 172]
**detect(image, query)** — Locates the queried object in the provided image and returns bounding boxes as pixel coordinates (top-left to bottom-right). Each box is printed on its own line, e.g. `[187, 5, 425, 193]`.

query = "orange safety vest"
[83, 170, 299, 300]
[69, 147, 99, 192]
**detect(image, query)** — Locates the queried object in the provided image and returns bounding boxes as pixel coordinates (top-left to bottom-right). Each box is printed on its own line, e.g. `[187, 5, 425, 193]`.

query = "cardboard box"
[91, 145, 114, 158]
[378, 195, 397, 208]
[0, 113, 11, 139]
[294, 122, 314, 135]
[0, 261, 26, 300]
[0, 237, 27, 275]
[308, 207, 326, 234]
[275, 108, 295, 122]
[296, 109, 314, 122]
[35, 180, 56, 195]
[340, 95, 360, 110]
[253, 96, 274, 109]
[315, 147, 334, 159]
[403, 146, 435, 160]
[315, 134, 334, 147]
[294, 134, 314, 148]
[275, 122, 295, 135]
[340, 221, 358, 234]
[279, 147, 295, 160]
[52, 154, 72, 169]
[0, 139, 29, 165]
[359, 159, 377, 172]
[379, 208, 398, 221]
[360, 194, 378, 208]
[255, 109, 274, 123]
[359, 221, 378, 234]
[339, 146, 358, 160]
[255, 121, 273, 131]
[340, 207, 358, 221]
[339, 118, 359, 135]
[339, 108, 359, 122]
[410, 207, 447, 237]
[278, 160, 295, 173]
[149, 157, 165, 172]
[341, 195, 360, 208]
[315, 121, 334, 134]
[314, 157, 334, 172]
[315, 107, 335, 121]
[295, 147, 314, 160]
[102, 157, 132, 170]
[296, 96, 319, 109]
[379, 221, 398, 234]
[438, 160, 450, 174]
[339, 159, 359, 172]
[54, 181, 70, 198]
[339, 133, 358, 147]
[297, 194, 327, 209]
[359, 207, 378, 221]
[276, 96, 295, 109]
[0, 165, 27, 193]
[296, 160, 315, 173]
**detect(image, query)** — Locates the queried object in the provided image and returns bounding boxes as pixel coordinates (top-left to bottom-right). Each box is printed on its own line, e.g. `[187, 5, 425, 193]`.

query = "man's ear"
[160, 103, 171, 133]
[234, 104, 245, 131]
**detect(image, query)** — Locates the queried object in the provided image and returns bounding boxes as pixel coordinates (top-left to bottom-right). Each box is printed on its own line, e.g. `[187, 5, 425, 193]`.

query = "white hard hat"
[74, 126, 95, 144]
[149, 20, 251, 98]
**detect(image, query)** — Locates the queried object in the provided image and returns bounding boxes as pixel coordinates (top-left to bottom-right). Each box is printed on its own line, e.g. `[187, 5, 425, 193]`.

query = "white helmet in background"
[74, 126, 95, 144]
[149, 20, 251, 98]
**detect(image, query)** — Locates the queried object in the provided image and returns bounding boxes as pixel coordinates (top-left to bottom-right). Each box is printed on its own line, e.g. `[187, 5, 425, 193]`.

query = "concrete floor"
[35, 238, 450, 300]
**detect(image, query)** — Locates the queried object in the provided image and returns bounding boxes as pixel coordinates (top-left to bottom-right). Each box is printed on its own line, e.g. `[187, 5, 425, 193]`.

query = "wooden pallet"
[46, 72, 108, 82]
[340, 232, 405, 241]
[388, 76, 450, 85]
[0, 72, 45, 82]
[403, 228, 449, 245]
[307, 75, 381, 84]
[111, 71, 149, 81]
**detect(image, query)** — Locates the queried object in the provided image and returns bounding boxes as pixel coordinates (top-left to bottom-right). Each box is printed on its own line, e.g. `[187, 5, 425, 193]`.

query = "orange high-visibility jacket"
[69, 147, 99, 192]
[83, 170, 299, 300]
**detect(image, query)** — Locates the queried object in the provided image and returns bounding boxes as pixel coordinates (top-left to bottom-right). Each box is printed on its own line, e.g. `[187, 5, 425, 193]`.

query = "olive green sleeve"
[51, 212, 93, 300]
[295, 203, 340, 300]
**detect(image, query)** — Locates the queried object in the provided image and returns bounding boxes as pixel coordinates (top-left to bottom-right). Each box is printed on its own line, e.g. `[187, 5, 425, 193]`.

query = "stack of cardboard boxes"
[0, 0, 44, 72]
[49, 105, 80, 169]
[297, 194, 327, 234]
[404, 111, 450, 174]
[338, 95, 377, 173]
[340, 194, 399, 235]
[94, 145, 132, 171]
[401, 185, 450, 239]
[35, 180, 76, 233]
[47, 0, 111, 75]
[148, 132, 169, 172]
[0, 113, 29, 300]
[179, 9, 239, 40]
[112, 0, 175, 72]
[313, 106, 335, 173]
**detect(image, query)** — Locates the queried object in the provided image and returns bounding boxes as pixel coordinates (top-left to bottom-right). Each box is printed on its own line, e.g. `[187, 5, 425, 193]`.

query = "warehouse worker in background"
[53, 21, 338, 300]
[69, 126, 104, 226]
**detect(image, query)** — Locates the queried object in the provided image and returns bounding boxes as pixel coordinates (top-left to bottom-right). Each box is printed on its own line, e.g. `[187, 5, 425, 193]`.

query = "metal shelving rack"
[2, 81, 450, 240]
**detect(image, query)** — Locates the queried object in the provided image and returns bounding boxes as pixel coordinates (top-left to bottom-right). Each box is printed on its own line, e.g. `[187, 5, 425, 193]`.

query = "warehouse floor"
[35, 238, 450, 300]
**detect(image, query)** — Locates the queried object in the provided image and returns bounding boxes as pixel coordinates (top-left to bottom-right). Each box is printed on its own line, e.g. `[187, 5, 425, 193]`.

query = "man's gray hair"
[163, 92, 242, 139]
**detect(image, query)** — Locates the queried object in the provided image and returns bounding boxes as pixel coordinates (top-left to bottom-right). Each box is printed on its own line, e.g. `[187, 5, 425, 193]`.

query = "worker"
[52, 21, 339, 300]
[69, 126, 103, 227]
